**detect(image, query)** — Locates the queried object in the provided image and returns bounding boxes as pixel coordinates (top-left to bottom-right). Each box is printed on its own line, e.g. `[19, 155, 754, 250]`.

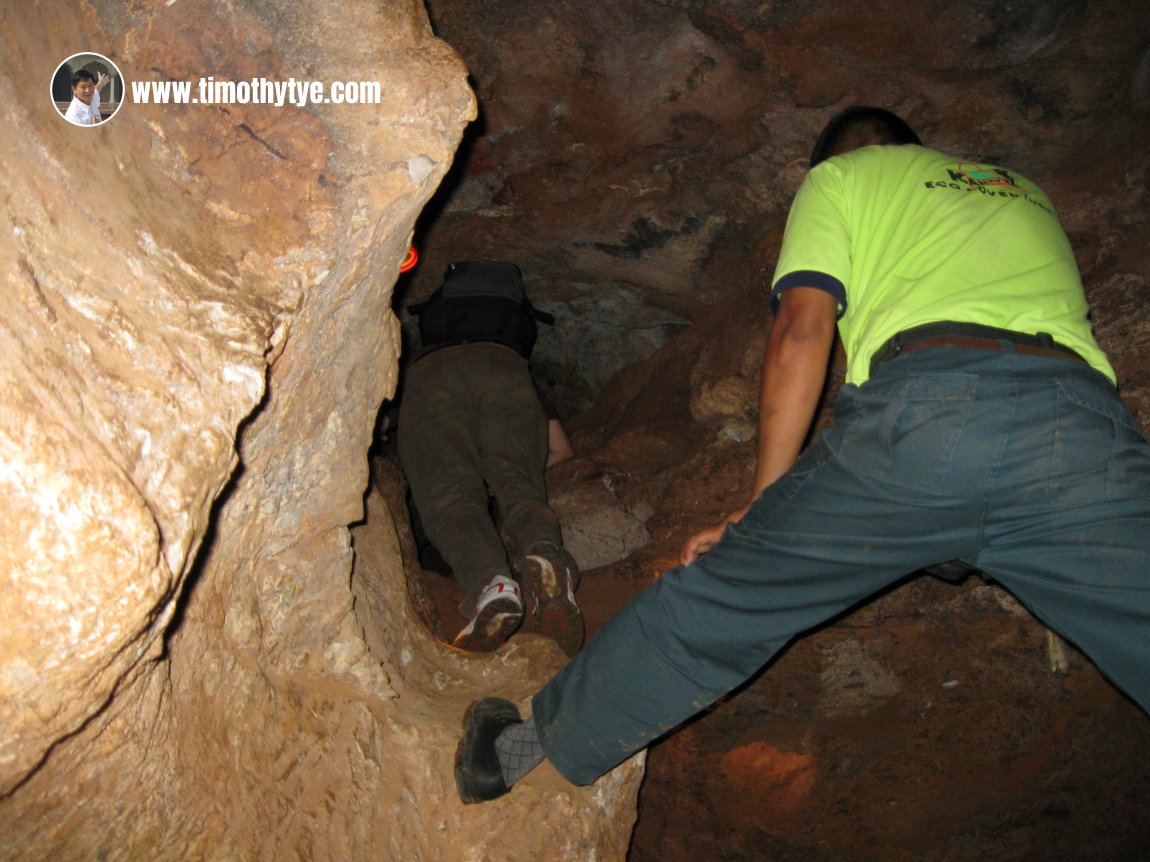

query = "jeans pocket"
[832, 374, 979, 493]
[1051, 379, 1145, 501]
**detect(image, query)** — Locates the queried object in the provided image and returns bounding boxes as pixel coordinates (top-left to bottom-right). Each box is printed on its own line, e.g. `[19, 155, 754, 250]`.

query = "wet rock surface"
[1, 1, 640, 859]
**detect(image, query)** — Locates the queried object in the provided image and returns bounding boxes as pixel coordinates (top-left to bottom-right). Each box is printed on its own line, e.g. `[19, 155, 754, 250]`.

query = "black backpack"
[410, 261, 554, 358]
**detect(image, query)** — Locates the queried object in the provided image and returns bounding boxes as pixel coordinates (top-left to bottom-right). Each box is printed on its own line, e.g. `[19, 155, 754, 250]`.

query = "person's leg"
[974, 360, 1150, 711]
[525, 349, 1045, 785]
[530, 431, 977, 783]
[474, 346, 562, 552]
[398, 352, 522, 648]
[474, 345, 583, 652]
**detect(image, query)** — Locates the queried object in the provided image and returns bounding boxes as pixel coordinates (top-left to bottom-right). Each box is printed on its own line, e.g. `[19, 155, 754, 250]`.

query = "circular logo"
[52, 52, 125, 127]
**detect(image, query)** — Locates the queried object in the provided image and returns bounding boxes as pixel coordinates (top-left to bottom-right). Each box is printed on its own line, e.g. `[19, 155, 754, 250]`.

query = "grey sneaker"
[454, 575, 523, 652]
[522, 542, 584, 657]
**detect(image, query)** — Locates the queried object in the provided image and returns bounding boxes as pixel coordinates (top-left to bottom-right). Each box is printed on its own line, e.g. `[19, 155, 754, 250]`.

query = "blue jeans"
[532, 346, 1150, 784]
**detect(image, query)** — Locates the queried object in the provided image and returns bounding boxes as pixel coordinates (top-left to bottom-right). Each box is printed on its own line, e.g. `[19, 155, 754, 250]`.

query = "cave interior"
[3, 0, 1150, 860]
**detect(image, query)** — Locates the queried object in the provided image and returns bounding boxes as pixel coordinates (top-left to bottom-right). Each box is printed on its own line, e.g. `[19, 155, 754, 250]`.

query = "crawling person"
[399, 261, 583, 656]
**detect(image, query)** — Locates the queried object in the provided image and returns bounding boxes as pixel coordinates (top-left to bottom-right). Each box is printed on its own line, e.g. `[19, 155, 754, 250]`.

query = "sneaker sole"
[523, 554, 584, 657]
[539, 598, 584, 657]
[454, 597, 523, 652]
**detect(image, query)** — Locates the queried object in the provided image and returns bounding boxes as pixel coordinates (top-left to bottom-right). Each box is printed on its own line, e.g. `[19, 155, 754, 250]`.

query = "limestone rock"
[550, 473, 653, 572]
[0, 1, 641, 859]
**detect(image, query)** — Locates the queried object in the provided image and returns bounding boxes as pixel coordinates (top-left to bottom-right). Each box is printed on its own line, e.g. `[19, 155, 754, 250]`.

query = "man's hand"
[680, 286, 836, 569]
[95, 72, 110, 91]
[681, 505, 749, 565]
[681, 522, 725, 566]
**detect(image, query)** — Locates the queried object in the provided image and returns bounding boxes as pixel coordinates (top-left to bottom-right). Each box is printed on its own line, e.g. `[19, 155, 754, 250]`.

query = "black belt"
[869, 321, 1088, 376]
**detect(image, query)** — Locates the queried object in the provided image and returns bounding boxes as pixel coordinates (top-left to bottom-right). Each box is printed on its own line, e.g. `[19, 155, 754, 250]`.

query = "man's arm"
[91, 73, 110, 121]
[681, 286, 838, 564]
[546, 418, 575, 467]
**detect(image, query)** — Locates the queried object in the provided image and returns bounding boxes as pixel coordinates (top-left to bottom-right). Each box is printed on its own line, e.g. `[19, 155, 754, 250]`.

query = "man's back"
[773, 145, 1114, 385]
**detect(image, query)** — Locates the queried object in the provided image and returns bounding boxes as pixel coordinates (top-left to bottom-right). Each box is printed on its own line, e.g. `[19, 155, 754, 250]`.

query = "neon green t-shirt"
[770, 144, 1114, 385]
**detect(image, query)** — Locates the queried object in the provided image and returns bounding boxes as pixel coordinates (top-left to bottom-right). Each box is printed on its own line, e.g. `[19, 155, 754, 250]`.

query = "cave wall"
[0, 2, 640, 859]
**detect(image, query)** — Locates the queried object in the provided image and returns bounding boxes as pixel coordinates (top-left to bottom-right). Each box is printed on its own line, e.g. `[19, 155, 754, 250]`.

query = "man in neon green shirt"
[771, 140, 1113, 388]
[455, 107, 1150, 803]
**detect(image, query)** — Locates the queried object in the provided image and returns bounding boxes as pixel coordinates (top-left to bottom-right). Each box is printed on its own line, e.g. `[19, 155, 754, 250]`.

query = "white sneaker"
[454, 575, 524, 652]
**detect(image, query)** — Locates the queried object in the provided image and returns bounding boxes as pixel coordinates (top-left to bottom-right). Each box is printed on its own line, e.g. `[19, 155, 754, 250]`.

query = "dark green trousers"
[398, 343, 561, 612]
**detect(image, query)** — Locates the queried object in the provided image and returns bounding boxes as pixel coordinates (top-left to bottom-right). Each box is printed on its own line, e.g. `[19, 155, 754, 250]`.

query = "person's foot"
[522, 542, 584, 656]
[454, 575, 523, 652]
[455, 697, 521, 803]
